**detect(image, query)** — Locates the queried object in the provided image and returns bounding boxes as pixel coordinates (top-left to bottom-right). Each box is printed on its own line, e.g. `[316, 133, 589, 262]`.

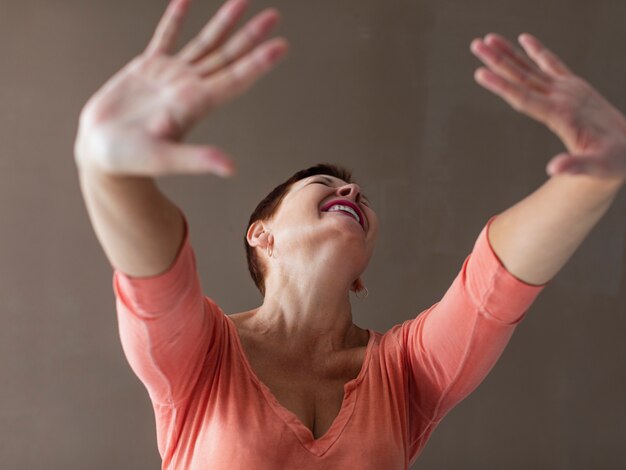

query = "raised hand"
[470, 33, 626, 183]
[75, 0, 289, 177]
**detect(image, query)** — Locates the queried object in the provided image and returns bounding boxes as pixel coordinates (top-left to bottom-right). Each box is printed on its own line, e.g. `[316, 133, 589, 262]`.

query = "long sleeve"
[112, 211, 224, 407]
[397, 214, 548, 429]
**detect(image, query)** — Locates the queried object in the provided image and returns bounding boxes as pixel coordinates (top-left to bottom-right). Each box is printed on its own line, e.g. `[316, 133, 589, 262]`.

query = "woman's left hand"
[470, 33, 626, 184]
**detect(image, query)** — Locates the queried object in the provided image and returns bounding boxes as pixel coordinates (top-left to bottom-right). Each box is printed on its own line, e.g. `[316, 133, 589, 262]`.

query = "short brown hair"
[244, 163, 355, 296]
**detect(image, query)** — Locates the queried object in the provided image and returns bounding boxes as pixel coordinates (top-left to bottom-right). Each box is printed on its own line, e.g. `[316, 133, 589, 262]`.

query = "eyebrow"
[312, 175, 371, 204]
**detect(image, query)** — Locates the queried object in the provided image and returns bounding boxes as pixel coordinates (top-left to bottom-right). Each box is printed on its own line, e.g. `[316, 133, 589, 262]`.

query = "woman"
[74, 0, 626, 468]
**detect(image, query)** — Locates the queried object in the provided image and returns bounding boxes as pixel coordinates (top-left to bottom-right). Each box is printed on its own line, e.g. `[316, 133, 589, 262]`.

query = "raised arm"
[74, 0, 288, 277]
[470, 33, 626, 286]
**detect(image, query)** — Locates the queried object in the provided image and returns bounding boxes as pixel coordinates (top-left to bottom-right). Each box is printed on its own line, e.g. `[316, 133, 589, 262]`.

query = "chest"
[236, 334, 367, 440]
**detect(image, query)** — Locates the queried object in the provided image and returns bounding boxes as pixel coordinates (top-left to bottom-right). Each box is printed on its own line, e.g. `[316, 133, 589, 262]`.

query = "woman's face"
[260, 174, 379, 279]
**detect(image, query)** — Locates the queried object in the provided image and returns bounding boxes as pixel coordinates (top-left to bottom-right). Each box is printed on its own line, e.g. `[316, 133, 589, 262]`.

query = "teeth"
[326, 204, 360, 224]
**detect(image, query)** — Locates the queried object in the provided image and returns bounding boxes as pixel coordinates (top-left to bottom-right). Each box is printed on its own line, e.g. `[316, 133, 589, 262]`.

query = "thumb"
[148, 141, 237, 177]
[546, 152, 602, 178]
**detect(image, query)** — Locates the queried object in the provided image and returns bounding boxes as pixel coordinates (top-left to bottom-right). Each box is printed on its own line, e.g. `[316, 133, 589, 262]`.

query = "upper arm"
[113, 216, 224, 406]
[399, 215, 547, 421]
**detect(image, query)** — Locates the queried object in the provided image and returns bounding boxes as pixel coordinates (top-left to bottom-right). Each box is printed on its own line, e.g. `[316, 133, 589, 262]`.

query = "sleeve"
[397, 214, 548, 424]
[112, 209, 225, 407]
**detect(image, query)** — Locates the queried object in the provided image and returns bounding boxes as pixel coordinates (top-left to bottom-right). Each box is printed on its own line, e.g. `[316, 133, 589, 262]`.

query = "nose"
[337, 183, 362, 202]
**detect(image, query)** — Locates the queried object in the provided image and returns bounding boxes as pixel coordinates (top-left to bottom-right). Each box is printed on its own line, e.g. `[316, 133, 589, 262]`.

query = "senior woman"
[75, 0, 626, 468]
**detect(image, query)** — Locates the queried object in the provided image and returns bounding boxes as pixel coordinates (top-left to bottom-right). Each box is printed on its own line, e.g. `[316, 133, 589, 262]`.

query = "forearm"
[488, 174, 624, 286]
[77, 163, 185, 278]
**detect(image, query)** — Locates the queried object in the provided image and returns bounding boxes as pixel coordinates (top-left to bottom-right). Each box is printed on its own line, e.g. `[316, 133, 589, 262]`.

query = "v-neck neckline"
[224, 315, 375, 456]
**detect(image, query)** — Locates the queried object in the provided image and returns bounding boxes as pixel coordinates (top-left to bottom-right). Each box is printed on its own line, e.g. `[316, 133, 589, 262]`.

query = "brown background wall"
[1, 0, 625, 468]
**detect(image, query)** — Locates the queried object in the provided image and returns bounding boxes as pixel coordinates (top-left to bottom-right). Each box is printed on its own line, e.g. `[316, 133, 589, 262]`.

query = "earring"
[356, 286, 369, 299]
[352, 278, 368, 299]
[267, 243, 273, 258]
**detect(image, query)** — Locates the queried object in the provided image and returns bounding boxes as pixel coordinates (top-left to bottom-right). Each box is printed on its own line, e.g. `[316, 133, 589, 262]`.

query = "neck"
[253, 270, 360, 355]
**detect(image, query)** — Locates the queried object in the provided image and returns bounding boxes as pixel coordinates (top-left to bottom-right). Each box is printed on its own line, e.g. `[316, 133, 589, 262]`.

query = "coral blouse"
[113, 214, 546, 469]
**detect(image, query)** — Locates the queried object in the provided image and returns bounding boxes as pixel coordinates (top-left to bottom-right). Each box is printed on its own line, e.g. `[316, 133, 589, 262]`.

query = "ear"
[246, 220, 271, 250]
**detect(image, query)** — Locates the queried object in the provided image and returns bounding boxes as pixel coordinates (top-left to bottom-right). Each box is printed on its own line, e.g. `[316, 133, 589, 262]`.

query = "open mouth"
[321, 200, 365, 230]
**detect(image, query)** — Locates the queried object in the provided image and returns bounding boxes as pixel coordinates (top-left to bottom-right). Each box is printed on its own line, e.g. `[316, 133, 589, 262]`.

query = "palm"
[470, 32, 626, 181]
[82, 55, 205, 142]
[75, 0, 289, 177]
[536, 76, 625, 156]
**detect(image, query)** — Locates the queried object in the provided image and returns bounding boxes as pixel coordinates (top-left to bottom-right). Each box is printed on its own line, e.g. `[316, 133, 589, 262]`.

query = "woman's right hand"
[74, 0, 288, 177]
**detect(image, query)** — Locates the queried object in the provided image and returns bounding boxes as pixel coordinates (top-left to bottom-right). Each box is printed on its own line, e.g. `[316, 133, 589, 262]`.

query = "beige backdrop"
[1, 0, 625, 468]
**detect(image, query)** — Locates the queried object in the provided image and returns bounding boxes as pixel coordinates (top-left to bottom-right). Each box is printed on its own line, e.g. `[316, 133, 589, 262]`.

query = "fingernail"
[484, 33, 498, 45]
[218, 160, 237, 176]
[204, 153, 233, 177]
[224, 161, 239, 177]
[519, 33, 534, 45]
[213, 166, 232, 178]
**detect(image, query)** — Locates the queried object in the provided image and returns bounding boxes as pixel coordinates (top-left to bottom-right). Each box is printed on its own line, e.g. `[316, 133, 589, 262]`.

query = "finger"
[146, 0, 192, 56]
[192, 38, 289, 114]
[471, 38, 550, 92]
[194, 9, 281, 77]
[156, 142, 237, 176]
[547, 152, 625, 179]
[474, 67, 553, 121]
[547, 153, 601, 177]
[179, 0, 249, 63]
[483, 33, 553, 89]
[117, 141, 237, 177]
[518, 33, 573, 78]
